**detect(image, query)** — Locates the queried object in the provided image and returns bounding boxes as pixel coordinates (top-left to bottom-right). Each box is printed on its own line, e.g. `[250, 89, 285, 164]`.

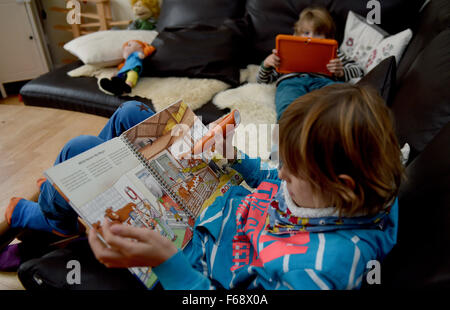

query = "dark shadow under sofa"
[18, 0, 450, 289]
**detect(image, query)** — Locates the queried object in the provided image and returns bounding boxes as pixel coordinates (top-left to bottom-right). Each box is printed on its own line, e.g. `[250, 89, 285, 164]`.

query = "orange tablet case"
[275, 34, 338, 76]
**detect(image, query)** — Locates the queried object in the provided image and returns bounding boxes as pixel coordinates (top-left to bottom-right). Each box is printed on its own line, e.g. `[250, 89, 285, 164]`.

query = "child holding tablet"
[257, 7, 365, 120]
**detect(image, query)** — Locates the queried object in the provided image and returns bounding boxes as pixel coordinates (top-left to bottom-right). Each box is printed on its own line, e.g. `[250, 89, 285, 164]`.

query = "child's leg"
[98, 100, 155, 140]
[275, 76, 309, 120]
[5, 102, 154, 235]
[7, 135, 105, 236]
[308, 76, 340, 92]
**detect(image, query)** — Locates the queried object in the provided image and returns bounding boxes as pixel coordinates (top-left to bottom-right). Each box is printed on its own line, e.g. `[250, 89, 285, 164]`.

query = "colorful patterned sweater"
[153, 154, 398, 289]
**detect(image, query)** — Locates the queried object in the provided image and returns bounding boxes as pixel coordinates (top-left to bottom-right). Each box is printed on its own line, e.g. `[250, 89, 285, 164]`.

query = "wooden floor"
[0, 96, 108, 289]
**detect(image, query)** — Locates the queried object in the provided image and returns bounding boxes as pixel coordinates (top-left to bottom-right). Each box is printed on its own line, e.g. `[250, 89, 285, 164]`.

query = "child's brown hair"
[278, 83, 404, 216]
[294, 7, 336, 38]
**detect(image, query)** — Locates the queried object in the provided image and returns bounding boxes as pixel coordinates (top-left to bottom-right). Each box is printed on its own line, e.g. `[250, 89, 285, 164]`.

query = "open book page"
[45, 137, 192, 288]
[83, 167, 192, 250]
[86, 168, 192, 289]
[44, 137, 141, 210]
[122, 100, 243, 219]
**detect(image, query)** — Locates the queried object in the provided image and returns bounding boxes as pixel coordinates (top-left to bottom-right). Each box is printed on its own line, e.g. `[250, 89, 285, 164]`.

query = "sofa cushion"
[340, 11, 412, 74]
[397, 0, 450, 80]
[356, 56, 397, 106]
[245, 0, 426, 64]
[143, 23, 243, 86]
[365, 28, 412, 73]
[156, 0, 246, 31]
[391, 28, 450, 161]
[340, 11, 388, 68]
[63, 30, 158, 66]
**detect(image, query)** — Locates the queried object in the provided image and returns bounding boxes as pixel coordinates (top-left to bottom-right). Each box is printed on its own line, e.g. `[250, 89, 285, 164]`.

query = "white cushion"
[64, 30, 158, 66]
[340, 11, 412, 74]
[365, 28, 413, 72]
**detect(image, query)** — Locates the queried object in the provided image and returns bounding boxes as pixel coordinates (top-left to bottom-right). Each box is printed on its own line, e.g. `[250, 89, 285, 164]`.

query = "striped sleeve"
[152, 250, 216, 290]
[256, 63, 280, 84]
[337, 50, 365, 82]
[231, 151, 280, 188]
[278, 268, 334, 290]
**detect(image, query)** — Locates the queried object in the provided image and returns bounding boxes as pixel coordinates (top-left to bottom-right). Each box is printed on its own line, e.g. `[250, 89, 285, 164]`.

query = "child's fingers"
[327, 63, 343, 71]
[273, 56, 280, 67]
[109, 223, 147, 242]
[269, 55, 279, 64]
[88, 227, 124, 267]
[328, 60, 342, 70]
[329, 58, 342, 65]
[96, 246, 129, 268]
[327, 64, 344, 77]
[101, 220, 141, 254]
[88, 226, 105, 253]
[330, 60, 343, 69]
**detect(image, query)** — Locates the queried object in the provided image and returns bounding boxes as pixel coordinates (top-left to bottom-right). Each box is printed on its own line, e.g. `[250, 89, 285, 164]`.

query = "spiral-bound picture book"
[44, 100, 243, 288]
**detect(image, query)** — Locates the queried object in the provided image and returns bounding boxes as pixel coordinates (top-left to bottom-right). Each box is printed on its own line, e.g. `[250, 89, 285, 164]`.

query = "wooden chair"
[52, 0, 131, 38]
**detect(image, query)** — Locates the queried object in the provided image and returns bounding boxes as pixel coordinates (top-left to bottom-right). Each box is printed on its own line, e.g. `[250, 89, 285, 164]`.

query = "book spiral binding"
[120, 135, 195, 220]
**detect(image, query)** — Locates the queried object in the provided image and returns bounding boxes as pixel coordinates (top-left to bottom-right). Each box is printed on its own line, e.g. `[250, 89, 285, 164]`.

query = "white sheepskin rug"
[213, 81, 277, 161]
[69, 64, 278, 160]
[68, 64, 230, 112]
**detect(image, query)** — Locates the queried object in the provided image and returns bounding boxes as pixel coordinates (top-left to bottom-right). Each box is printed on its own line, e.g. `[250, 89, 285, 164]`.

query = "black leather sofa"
[18, 0, 450, 289]
[18, 60, 228, 126]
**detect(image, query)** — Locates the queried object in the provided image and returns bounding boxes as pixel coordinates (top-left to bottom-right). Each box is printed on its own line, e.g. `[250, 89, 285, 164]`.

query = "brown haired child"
[88, 83, 404, 290]
[258, 6, 365, 120]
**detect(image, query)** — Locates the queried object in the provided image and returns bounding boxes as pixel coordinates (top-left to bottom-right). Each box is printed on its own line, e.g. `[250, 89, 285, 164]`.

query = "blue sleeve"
[152, 250, 214, 290]
[231, 151, 279, 188]
[279, 269, 335, 290]
[281, 236, 370, 290]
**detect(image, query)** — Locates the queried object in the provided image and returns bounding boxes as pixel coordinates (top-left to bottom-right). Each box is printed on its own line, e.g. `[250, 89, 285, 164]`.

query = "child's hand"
[327, 58, 344, 78]
[88, 219, 178, 268]
[263, 49, 280, 69]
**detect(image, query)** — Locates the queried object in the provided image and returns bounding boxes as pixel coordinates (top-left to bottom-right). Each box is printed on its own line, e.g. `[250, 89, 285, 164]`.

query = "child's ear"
[338, 174, 355, 190]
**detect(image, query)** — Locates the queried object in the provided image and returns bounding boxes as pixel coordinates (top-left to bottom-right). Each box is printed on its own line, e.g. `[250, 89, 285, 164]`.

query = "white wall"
[41, 0, 134, 67]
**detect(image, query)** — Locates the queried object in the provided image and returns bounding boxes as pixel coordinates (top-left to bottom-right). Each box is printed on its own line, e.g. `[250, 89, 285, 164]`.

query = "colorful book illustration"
[44, 100, 243, 288]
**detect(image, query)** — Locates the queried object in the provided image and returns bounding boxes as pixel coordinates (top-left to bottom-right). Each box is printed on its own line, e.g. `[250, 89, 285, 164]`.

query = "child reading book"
[88, 83, 405, 290]
[0, 99, 244, 285]
[257, 6, 365, 120]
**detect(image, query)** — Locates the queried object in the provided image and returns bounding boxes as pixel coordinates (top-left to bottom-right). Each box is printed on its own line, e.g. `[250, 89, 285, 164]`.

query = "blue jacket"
[153, 154, 398, 289]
